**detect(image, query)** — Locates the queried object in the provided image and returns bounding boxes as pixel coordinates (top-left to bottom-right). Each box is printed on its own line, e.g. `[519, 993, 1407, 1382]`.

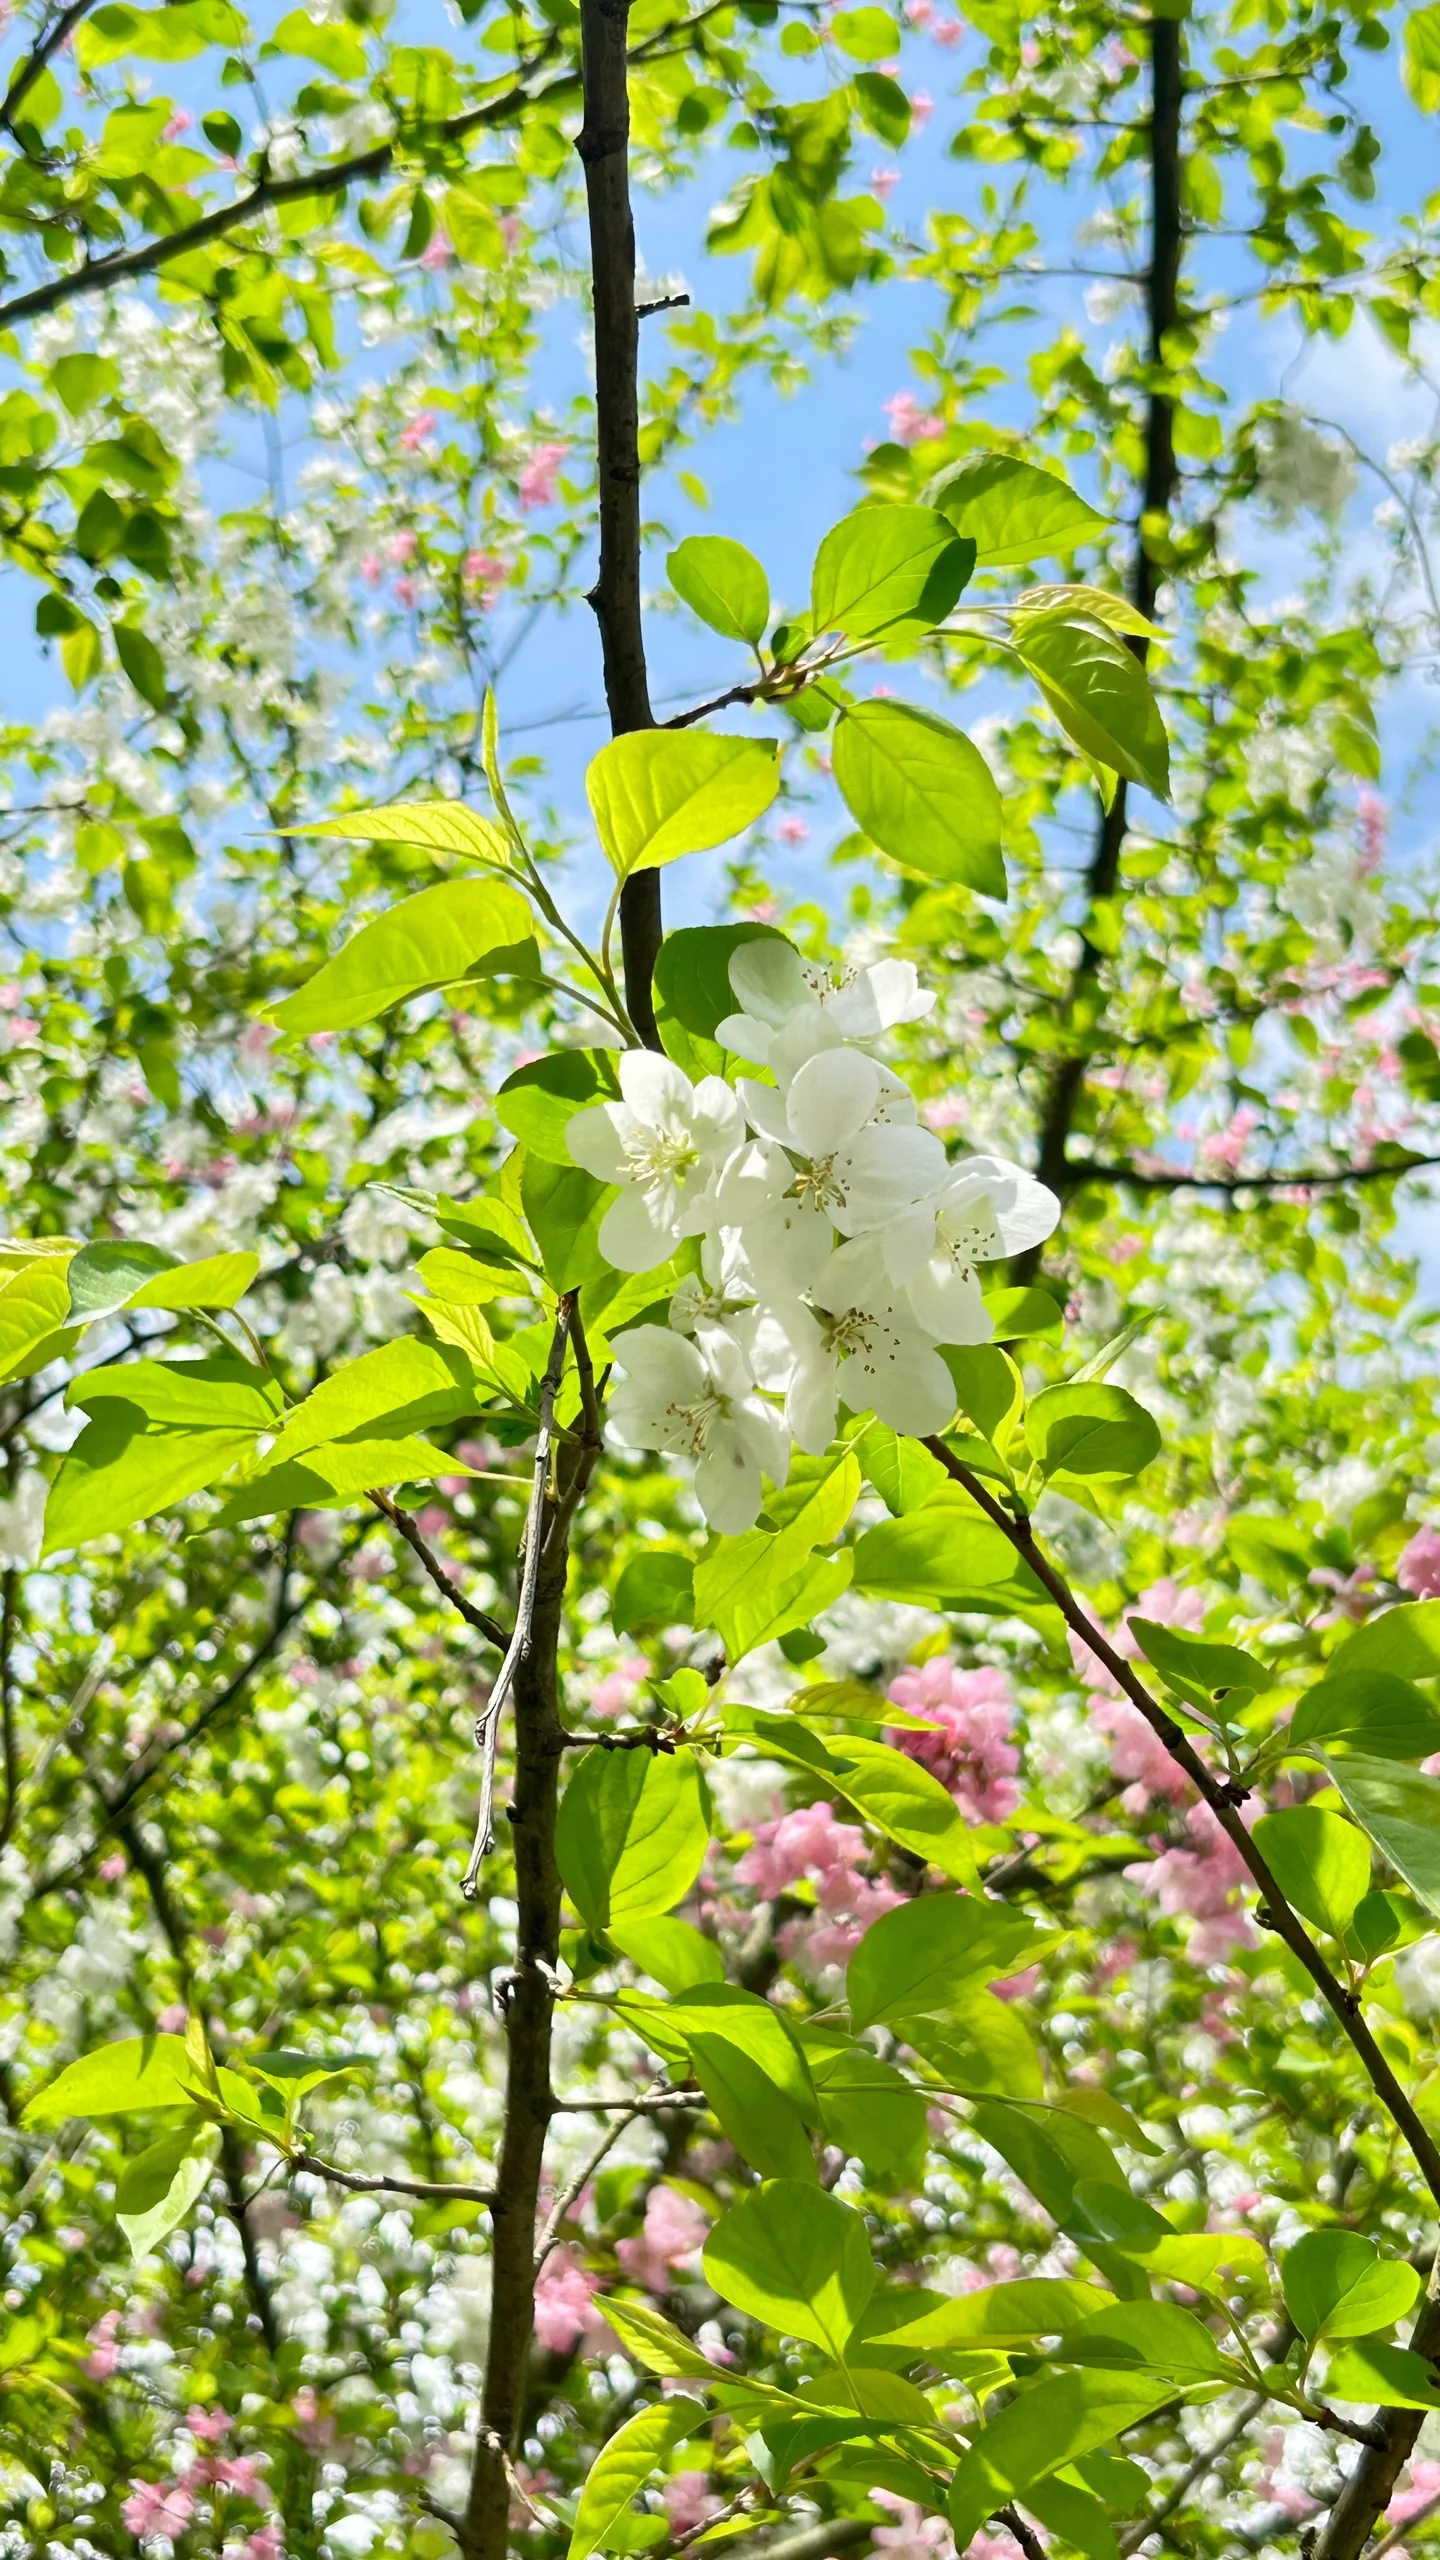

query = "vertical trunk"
[464, 15, 657, 2551]
[1029, 11, 1183, 1207]
[575, 0, 663, 1050]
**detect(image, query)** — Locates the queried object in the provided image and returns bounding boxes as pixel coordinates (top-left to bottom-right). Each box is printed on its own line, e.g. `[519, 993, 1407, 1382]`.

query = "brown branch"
[534, 2102, 643, 2271]
[368, 1487, 509, 1651]
[920, 1439, 1440, 2212]
[0, 1566, 17, 1852]
[1063, 1153, 1440, 1196]
[0, 0, 99, 137]
[292, 2152, 495, 2210]
[576, 0, 662, 1049]
[636, 291, 690, 317]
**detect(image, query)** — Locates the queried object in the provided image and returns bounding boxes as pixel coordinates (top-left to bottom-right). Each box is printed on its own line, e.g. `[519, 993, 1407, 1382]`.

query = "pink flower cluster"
[616, 2184, 710, 2294]
[122, 2483, 196, 2541]
[886, 1659, 1021, 1824]
[532, 2247, 607, 2353]
[664, 2475, 722, 2535]
[737, 1800, 903, 1968]
[871, 2495, 956, 2560]
[1073, 1579, 1205, 1812]
[590, 1655, 649, 1719]
[1133, 1803, 1255, 1966]
[1399, 1527, 1440, 1600]
[883, 389, 944, 446]
[518, 441, 569, 509]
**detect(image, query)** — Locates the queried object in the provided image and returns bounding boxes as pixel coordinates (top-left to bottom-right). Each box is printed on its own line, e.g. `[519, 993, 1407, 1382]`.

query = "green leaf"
[265, 1341, 480, 1466]
[802, 2038, 927, 2182]
[1026, 1383, 1161, 1482]
[846, 1891, 1059, 2032]
[43, 1413, 259, 1555]
[1289, 1671, 1440, 1763]
[1128, 1618, 1269, 1699]
[211, 1433, 469, 1527]
[605, 2298, 724, 2382]
[521, 1154, 614, 1290]
[116, 2122, 221, 2260]
[974, 2112, 1126, 2230]
[626, 1985, 818, 2120]
[114, 619, 170, 710]
[667, 536, 770, 644]
[266, 879, 535, 1034]
[1325, 2339, 1440, 2410]
[612, 1550, 695, 1637]
[948, 2371, 1176, 2551]
[281, 799, 508, 864]
[609, 1915, 724, 1992]
[811, 505, 974, 643]
[907, 1986, 1045, 2100]
[653, 923, 788, 1042]
[271, 8, 368, 77]
[703, 2180, 874, 2357]
[1281, 2231, 1420, 2342]
[859, 2278, 1110, 2351]
[1061, 2300, 1236, 2383]
[0, 1257, 78, 1386]
[23, 2033, 198, 2124]
[1014, 584, 1163, 643]
[69, 1355, 281, 1431]
[1022, 2476, 1119, 2560]
[127, 1251, 260, 1314]
[497, 1049, 619, 1162]
[556, 1747, 709, 1929]
[926, 453, 1111, 566]
[857, 1422, 951, 1517]
[1347, 1888, 1429, 1961]
[1403, 3, 1440, 110]
[984, 1285, 1065, 1343]
[51, 352, 120, 415]
[1328, 1601, 1440, 1684]
[852, 69, 910, 145]
[830, 5, 898, 56]
[65, 1240, 176, 1322]
[694, 1531, 853, 1665]
[689, 2033, 817, 2181]
[568, 2400, 708, 2560]
[851, 1490, 1061, 1640]
[824, 1733, 980, 1885]
[245, 2050, 371, 2099]
[587, 732, 779, 880]
[1015, 613, 1170, 800]
[1319, 1754, 1440, 1918]
[833, 700, 1003, 897]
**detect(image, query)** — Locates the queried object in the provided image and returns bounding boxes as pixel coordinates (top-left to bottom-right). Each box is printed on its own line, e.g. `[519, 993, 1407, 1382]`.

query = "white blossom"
[568, 1052, 740, 1272]
[606, 1323, 790, 1534]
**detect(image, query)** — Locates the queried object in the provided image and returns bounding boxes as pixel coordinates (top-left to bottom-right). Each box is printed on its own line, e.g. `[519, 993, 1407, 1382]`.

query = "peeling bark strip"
[1027, 11, 1183, 1216]
[576, 0, 664, 1051]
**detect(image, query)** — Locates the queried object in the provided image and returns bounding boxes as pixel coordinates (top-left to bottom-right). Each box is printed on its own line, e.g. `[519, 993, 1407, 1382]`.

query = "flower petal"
[613, 1324, 705, 1399]
[736, 1079, 792, 1146]
[618, 1049, 697, 1133]
[715, 1010, 775, 1065]
[728, 937, 809, 1027]
[566, 1101, 633, 1182]
[598, 1186, 677, 1273]
[786, 1048, 882, 1156]
[868, 1341, 958, 1437]
[906, 1254, 992, 1344]
[787, 1356, 839, 1457]
[694, 1440, 766, 1535]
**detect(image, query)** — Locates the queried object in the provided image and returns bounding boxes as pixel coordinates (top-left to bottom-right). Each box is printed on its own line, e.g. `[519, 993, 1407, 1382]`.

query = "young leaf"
[693, 1531, 853, 1665]
[1128, 1619, 1269, 1699]
[43, 1413, 260, 1556]
[857, 2278, 1110, 2351]
[810, 505, 974, 643]
[69, 1356, 281, 1431]
[1318, 1754, 1440, 1918]
[852, 1491, 1061, 1641]
[1328, 1600, 1440, 1683]
[823, 1733, 980, 1885]
[1288, 1670, 1440, 1763]
[1281, 2230, 1420, 2341]
[833, 699, 1004, 897]
[846, 1891, 1060, 2032]
[556, 1747, 709, 1929]
[496, 1049, 619, 1162]
[22, 2033, 199, 2125]
[65, 1240, 178, 1322]
[611, 1550, 696, 1637]
[520, 1154, 614, 1291]
[264, 1341, 480, 1466]
[925, 453, 1111, 565]
[608, 1915, 725, 1993]
[667, 536, 770, 644]
[1015, 612, 1170, 800]
[605, 2297, 725, 2382]
[1014, 583, 1163, 642]
[0, 1257, 79, 1385]
[1324, 2340, 1440, 2410]
[126, 1251, 260, 1314]
[587, 732, 779, 878]
[802, 2038, 928, 2181]
[266, 879, 535, 1033]
[212, 1432, 472, 1527]
[116, 2122, 221, 2260]
[703, 2180, 874, 2357]
[279, 799, 509, 864]
[948, 2370, 1176, 2552]
[689, 2033, 818, 2181]
[1059, 2299, 1236, 2383]
[1026, 1383, 1160, 1482]
[568, 2400, 708, 2560]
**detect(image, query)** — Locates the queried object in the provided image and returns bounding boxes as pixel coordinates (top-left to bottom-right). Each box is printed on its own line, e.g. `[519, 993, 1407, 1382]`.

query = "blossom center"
[628, 1127, 701, 1188]
[665, 1386, 731, 1454]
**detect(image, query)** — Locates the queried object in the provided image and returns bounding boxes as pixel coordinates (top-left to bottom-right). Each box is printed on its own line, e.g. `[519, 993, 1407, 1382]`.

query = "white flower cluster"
[567, 941, 1060, 1534]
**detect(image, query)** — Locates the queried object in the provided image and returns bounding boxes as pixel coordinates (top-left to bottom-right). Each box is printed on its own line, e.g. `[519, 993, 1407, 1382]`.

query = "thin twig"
[636, 292, 691, 317]
[0, 1567, 17, 1852]
[0, 0, 99, 135]
[551, 2090, 706, 2114]
[534, 2101, 646, 2272]
[461, 1297, 574, 1895]
[292, 2153, 495, 2210]
[921, 1440, 1440, 2211]
[368, 1488, 509, 1651]
[1064, 1152, 1440, 1195]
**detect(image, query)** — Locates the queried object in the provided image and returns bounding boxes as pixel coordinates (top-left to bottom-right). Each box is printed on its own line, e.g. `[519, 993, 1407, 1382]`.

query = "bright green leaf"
[116, 2122, 221, 2260]
[926, 453, 1111, 566]
[833, 699, 1003, 897]
[703, 2180, 874, 2357]
[1282, 2230, 1420, 2341]
[667, 537, 770, 644]
[266, 879, 535, 1034]
[1016, 613, 1170, 800]
[587, 732, 779, 880]
[568, 2400, 708, 2560]
[811, 506, 974, 645]
[556, 1747, 709, 1929]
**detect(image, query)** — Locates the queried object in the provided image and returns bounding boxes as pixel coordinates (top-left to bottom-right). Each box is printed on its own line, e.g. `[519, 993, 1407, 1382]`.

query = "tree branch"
[576, 0, 662, 1049]
[292, 2153, 495, 2210]
[0, 0, 100, 137]
[920, 1439, 1440, 2212]
[1062, 1153, 1440, 1195]
[368, 1487, 510, 1650]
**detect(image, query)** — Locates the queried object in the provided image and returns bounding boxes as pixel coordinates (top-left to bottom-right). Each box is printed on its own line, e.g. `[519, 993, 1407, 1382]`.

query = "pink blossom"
[122, 2481, 196, 2540]
[1198, 1105, 1261, 1174]
[922, 1095, 967, 1130]
[616, 2185, 710, 2293]
[394, 576, 416, 608]
[1357, 789, 1388, 876]
[156, 2002, 189, 2032]
[1387, 2461, 1440, 2530]
[1091, 1697, 1193, 1814]
[932, 14, 961, 42]
[388, 531, 418, 566]
[98, 1851, 127, 1882]
[664, 2475, 722, 2536]
[359, 552, 383, 587]
[871, 165, 901, 201]
[533, 2248, 605, 2352]
[246, 2532, 285, 2560]
[518, 441, 569, 509]
[415, 1504, 450, 1537]
[419, 227, 452, 271]
[738, 1799, 870, 1898]
[778, 815, 810, 845]
[903, 0, 933, 20]
[883, 390, 943, 446]
[463, 549, 508, 604]
[907, 88, 933, 126]
[204, 2454, 264, 2499]
[499, 214, 522, 255]
[295, 1517, 335, 1554]
[398, 413, 436, 452]
[886, 1660, 1021, 1823]
[871, 2494, 956, 2560]
[1399, 1528, 1440, 1599]
[591, 1657, 649, 1719]
[745, 898, 779, 923]
[455, 1438, 496, 1470]
[1135, 1803, 1254, 1964]
[164, 107, 192, 136]
[84, 2310, 122, 2379]
[290, 2387, 336, 2451]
